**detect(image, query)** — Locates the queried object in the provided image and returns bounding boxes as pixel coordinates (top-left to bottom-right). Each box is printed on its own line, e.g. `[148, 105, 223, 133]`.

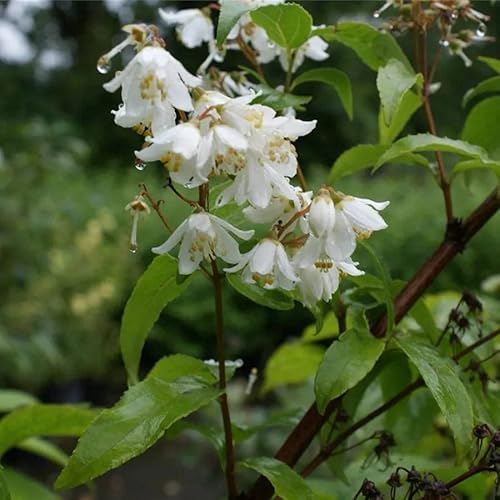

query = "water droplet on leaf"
[135, 161, 146, 171]
[439, 38, 450, 47]
[97, 57, 111, 74]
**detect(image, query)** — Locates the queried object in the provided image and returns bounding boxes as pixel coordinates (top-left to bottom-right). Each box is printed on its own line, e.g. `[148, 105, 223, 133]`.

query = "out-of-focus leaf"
[396, 332, 474, 451]
[292, 68, 353, 119]
[240, 457, 315, 500]
[0, 390, 37, 413]
[17, 438, 68, 467]
[408, 299, 441, 343]
[120, 254, 195, 384]
[332, 22, 411, 71]
[451, 159, 500, 179]
[0, 405, 95, 457]
[251, 87, 311, 111]
[262, 341, 324, 393]
[216, 0, 251, 46]
[463, 75, 500, 107]
[478, 56, 500, 73]
[250, 4, 312, 49]
[3, 468, 58, 500]
[0, 466, 10, 500]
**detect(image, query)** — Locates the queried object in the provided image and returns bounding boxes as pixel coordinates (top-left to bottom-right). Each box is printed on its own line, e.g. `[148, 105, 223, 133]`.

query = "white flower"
[125, 194, 150, 253]
[337, 196, 389, 238]
[159, 8, 214, 49]
[104, 46, 201, 135]
[279, 33, 329, 73]
[225, 238, 297, 290]
[296, 257, 363, 306]
[152, 212, 254, 275]
[308, 188, 335, 238]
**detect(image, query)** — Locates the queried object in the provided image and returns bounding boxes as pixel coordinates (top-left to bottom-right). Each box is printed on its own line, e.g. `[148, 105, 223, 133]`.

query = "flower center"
[140, 73, 167, 103]
[160, 152, 182, 172]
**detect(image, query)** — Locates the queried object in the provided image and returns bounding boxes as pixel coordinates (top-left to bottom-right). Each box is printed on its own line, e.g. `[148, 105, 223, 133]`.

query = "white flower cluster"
[100, 17, 389, 309]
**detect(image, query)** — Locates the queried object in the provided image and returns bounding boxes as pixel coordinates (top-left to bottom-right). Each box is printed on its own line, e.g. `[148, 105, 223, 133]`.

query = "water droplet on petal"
[450, 10, 459, 21]
[373, 9, 381, 18]
[439, 38, 450, 47]
[135, 160, 146, 171]
[476, 22, 487, 37]
[97, 57, 111, 74]
[129, 243, 138, 254]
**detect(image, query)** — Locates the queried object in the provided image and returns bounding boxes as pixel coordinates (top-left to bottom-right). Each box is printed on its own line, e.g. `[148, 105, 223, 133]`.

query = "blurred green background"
[1, 0, 499, 400]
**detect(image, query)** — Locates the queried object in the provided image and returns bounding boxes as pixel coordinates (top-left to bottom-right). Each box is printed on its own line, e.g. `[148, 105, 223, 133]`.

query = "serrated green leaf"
[251, 86, 311, 111]
[120, 254, 195, 384]
[17, 438, 68, 467]
[0, 405, 95, 457]
[55, 357, 220, 490]
[226, 273, 294, 311]
[395, 332, 474, 450]
[250, 3, 312, 49]
[333, 22, 411, 71]
[216, 0, 251, 46]
[240, 457, 315, 500]
[315, 323, 385, 414]
[408, 299, 441, 343]
[375, 133, 490, 168]
[377, 59, 418, 126]
[3, 468, 57, 500]
[478, 56, 500, 74]
[463, 75, 500, 107]
[461, 96, 500, 161]
[292, 68, 353, 119]
[0, 390, 37, 413]
[262, 341, 324, 393]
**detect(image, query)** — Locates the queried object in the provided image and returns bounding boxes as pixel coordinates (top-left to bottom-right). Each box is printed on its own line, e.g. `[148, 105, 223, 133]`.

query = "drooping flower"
[225, 238, 298, 290]
[308, 188, 335, 238]
[104, 46, 201, 136]
[278, 32, 329, 73]
[159, 8, 214, 49]
[152, 212, 254, 274]
[125, 194, 150, 253]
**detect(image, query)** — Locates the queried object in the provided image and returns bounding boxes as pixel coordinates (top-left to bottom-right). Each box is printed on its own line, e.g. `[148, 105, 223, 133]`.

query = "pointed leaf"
[251, 87, 311, 111]
[0, 405, 96, 457]
[451, 158, 500, 179]
[375, 133, 490, 168]
[3, 469, 57, 500]
[315, 320, 385, 414]
[292, 68, 353, 119]
[333, 22, 411, 71]
[240, 457, 315, 500]
[395, 332, 474, 450]
[0, 390, 37, 413]
[17, 438, 68, 467]
[478, 56, 500, 73]
[463, 75, 500, 107]
[55, 356, 220, 490]
[120, 254, 195, 384]
[250, 3, 312, 49]
[216, 0, 252, 46]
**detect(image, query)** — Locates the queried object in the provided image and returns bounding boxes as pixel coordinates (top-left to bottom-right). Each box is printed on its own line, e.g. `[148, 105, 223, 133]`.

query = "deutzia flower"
[125, 194, 150, 253]
[103, 46, 201, 136]
[152, 212, 254, 275]
[159, 8, 214, 49]
[225, 238, 298, 290]
[279, 32, 329, 73]
[308, 188, 335, 238]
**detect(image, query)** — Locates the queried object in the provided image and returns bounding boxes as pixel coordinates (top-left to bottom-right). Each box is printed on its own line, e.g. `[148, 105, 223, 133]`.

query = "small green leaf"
[463, 75, 500, 107]
[226, 273, 294, 311]
[55, 357, 220, 490]
[17, 438, 68, 467]
[262, 341, 324, 393]
[451, 158, 500, 179]
[240, 457, 315, 500]
[333, 22, 411, 71]
[408, 299, 441, 344]
[395, 332, 474, 450]
[461, 97, 500, 160]
[0, 390, 37, 413]
[216, 0, 252, 46]
[301, 312, 339, 343]
[377, 59, 419, 126]
[315, 320, 385, 414]
[0, 405, 96, 457]
[376, 133, 490, 168]
[251, 87, 311, 111]
[3, 469, 58, 500]
[478, 56, 500, 74]
[250, 3, 312, 49]
[310, 25, 335, 42]
[120, 254, 195, 384]
[292, 68, 353, 119]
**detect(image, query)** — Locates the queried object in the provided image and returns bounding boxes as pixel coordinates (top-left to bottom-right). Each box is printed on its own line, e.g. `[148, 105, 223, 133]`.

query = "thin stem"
[235, 35, 265, 80]
[166, 178, 199, 208]
[296, 163, 308, 192]
[284, 49, 294, 93]
[454, 328, 500, 362]
[140, 184, 173, 233]
[445, 464, 494, 489]
[211, 260, 238, 499]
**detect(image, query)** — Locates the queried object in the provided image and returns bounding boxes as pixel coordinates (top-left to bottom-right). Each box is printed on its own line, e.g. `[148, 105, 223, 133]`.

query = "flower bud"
[308, 188, 335, 238]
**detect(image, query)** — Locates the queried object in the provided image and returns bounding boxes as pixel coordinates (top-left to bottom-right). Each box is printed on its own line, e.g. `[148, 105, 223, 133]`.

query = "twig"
[140, 184, 173, 233]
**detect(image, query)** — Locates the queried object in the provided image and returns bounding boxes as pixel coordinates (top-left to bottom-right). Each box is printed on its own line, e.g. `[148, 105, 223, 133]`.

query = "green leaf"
[332, 22, 411, 71]
[0, 466, 10, 500]
[216, 0, 251, 46]
[148, 354, 216, 384]
[120, 254, 194, 384]
[16, 438, 68, 467]
[315, 320, 385, 414]
[3, 469, 58, 500]
[375, 133, 490, 168]
[310, 25, 335, 42]
[379, 87, 422, 144]
[250, 3, 312, 49]
[329, 145, 388, 183]
[463, 75, 500, 107]
[240, 457, 315, 500]
[292, 68, 353, 119]
[408, 299, 441, 344]
[55, 357, 220, 490]
[0, 405, 95, 457]
[262, 341, 324, 393]
[227, 273, 294, 311]
[251, 87, 311, 111]
[301, 312, 339, 343]
[461, 96, 500, 161]
[0, 390, 37, 413]
[395, 332, 474, 450]
[451, 158, 500, 179]
[478, 56, 500, 74]
[377, 59, 419, 126]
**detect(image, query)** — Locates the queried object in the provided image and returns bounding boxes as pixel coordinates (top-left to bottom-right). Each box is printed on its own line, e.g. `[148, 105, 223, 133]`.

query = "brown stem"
[140, 185, 173, 233]
[211, 261, 238, 499]
[454, 328, 500, 362]
[445, 464, 494, 489]
[235, 35, 265, 80]
[296, 164, 308, 192]
[246, 190, 499, 499]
